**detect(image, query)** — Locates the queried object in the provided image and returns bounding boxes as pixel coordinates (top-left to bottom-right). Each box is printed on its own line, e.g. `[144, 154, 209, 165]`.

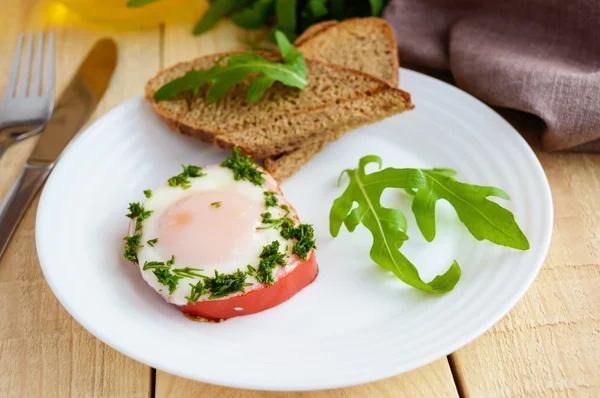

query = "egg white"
[135, 165, 296, 305]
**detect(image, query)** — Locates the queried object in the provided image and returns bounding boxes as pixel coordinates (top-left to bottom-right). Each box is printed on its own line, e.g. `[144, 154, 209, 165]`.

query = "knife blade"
[0, 39, 117, 260]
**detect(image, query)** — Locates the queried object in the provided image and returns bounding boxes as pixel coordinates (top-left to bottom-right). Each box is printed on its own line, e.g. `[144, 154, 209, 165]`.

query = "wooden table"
[0, 1, 598, 396]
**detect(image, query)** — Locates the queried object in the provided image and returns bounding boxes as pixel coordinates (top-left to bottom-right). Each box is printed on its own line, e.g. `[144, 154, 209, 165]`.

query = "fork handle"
[0, 163, 52, 260]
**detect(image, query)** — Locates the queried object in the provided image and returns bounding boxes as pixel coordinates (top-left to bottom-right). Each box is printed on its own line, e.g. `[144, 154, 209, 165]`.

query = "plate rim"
[35, 67, 554, 391]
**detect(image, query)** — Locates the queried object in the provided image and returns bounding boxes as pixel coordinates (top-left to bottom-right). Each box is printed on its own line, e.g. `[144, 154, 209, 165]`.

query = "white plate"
[36, 69, 552, 391]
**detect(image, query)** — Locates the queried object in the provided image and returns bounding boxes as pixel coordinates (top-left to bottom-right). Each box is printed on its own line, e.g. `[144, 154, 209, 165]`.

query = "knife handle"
[0, 164, 52, 260]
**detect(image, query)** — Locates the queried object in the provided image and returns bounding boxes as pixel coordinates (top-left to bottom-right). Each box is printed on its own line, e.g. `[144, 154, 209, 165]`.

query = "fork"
[0, 32, 55, 160]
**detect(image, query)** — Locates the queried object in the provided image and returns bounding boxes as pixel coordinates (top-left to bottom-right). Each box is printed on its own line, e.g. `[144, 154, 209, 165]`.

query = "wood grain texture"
[450, 117, 600, 397]
[0, 0, 158, 396]
[155, 358, 458, 398]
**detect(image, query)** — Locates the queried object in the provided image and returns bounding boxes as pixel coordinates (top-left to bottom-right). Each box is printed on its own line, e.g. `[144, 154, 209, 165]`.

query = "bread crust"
[145, 56, 406, 145]
[264, 18, 404, 180]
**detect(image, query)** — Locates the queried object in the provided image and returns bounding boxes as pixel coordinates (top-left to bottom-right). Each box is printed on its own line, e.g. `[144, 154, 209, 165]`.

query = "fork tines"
[4, 32, 55, 100]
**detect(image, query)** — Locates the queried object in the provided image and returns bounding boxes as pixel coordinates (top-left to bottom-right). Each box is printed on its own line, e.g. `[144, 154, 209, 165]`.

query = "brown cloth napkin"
[383, 0, 600, 151]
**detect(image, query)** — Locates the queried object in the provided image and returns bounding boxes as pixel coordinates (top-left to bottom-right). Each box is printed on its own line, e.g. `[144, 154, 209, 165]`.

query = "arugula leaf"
[412, 169, 530, 250]
[330, 155, 530, 294]
[275, 30, 306, 76]
[330, 156, 461, 293]
[232, 0, 274, 29]
[300, 0, 329, 30]
[154, 31, 307, 104]
[368, 0, 386, 16]
[126, 0, 161, 7]
[275, 0, 297, 40]
[305, 0, 328, 18]
[193, 0, 252, 35]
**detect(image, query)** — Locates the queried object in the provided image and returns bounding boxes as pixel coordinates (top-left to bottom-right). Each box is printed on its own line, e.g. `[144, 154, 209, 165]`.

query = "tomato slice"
[178, 249, 318, 321]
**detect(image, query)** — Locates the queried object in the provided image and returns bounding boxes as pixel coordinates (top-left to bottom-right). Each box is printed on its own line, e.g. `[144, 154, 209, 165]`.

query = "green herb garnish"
[172, 267, 205, 278]
[153, 31, 306, 104]
[129, 0, 387, 38]
[221, 148, 264, 186]
[126, 202, 154, 232]
[232, 0, 274, 29]
[168, 164, 206, 189]
[143, 189, 152, 198]
[264, 191, 279, 208]
[258, 211, 292, 230]
[126, 202, 153, 223]
[123, 234, 142, 263]
[258, 206, 315, 261]
[193, 0, 249, 35]
[330, 155, 530, 293]
[255, 240, 286, 285]
[143, 256, 203, 294]
[146, 238, 158, 247]
[185, 280, 207, 304]
[211, 201, 222, 208]
[289, 224, 316, 261]
[203, 269, 252, 300]
[123, 201, 154, 263]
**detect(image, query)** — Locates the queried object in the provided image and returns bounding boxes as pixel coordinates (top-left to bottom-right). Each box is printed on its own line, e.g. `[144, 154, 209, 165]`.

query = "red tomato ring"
[178, 249, 318, 321]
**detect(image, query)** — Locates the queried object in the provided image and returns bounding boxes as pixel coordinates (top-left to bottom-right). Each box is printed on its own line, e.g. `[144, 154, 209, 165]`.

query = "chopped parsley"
[257, 211, 293, 231]
[264, 191, 278, 208]
[168, 165, 206, 189]
[146, 238, 158, 247]
[221, 148, 264, 186]
[126, 202, 153, 230]
[123, 234, 142, 263]
[185, 280, 207, 304]
[172, 267, 205, 278]
[142, 256, 203, 295]
[255, 241, 286, 285]
[123, 202, 154, 263]
[203, 269, 251, 300]
[143, 189, 152, 198]
[258, 207, 316, 261]
[126, 202, 154, 232]
[211, 201, 222, 208]
[289, 224, 316, 261]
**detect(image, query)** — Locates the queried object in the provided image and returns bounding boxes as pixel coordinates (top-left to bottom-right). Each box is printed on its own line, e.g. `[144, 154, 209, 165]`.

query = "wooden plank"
[156, 358, 458, 397]
[157, 19, 459, 396]
[450, 122, 600, 397]
[0, 0, 159, 396]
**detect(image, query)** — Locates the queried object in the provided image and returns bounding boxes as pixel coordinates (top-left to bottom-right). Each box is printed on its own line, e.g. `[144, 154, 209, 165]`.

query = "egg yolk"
[157, 191, 263, 265]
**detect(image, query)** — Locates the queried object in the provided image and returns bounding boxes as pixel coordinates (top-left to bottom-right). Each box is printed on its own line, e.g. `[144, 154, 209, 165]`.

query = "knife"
[0, 39, 117, 259]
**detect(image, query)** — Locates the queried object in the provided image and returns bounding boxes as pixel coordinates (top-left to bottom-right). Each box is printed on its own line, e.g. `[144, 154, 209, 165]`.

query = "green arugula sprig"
[330, 155, 530, 294]
[153, 31, 306, 104]
[127, 0, 389, 39]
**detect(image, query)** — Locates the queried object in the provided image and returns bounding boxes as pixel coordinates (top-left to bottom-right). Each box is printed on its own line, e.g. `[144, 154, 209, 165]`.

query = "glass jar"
[57, 0, 207, 29]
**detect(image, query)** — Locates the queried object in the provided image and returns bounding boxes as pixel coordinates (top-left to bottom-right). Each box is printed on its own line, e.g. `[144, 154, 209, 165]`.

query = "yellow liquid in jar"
[56, 0, 208, 29]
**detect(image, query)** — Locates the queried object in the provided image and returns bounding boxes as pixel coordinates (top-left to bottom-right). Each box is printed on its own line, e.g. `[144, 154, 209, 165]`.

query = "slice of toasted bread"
[214, 87, 413, 158]
[298, 18, 399, 86]
[145, 54, 401, 149]
[263, 18, 403, 181]
[294, 20, 339, 46]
